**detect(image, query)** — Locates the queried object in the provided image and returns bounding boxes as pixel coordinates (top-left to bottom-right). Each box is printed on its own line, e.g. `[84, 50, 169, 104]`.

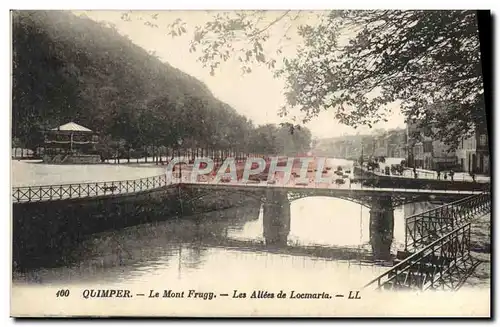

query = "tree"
[12, 11, 265, 157]
[137, 10, 486, 150]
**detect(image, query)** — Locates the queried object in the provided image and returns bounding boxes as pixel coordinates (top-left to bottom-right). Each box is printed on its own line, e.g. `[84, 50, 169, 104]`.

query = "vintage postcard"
[10, 9, 491, 317]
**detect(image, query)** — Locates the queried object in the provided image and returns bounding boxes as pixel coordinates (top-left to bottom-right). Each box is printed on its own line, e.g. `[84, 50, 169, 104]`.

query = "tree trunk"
[155, 145, 158, 165]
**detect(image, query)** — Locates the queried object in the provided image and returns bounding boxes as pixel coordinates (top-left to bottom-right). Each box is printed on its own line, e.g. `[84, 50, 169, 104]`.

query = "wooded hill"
[12, 11, 311, 158]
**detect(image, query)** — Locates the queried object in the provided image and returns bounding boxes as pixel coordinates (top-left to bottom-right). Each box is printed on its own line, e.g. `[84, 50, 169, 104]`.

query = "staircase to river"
[364, 192, 490, 291]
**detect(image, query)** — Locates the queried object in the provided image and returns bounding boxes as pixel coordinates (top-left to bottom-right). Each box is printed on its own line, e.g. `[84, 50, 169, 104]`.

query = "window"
[423, 127, 433, 137]
[480, 134, 487, 147]
[423, 141, 433, 153]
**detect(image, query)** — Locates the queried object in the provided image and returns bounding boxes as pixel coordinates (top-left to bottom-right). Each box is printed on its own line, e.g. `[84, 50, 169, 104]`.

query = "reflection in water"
[289, 197, 371, 247]
[13, 157, 446, 288]
[14, 193, 435, 288]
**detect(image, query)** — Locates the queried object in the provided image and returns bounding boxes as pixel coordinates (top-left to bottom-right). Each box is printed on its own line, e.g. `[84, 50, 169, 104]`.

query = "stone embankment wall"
[13, 185, 260, 270]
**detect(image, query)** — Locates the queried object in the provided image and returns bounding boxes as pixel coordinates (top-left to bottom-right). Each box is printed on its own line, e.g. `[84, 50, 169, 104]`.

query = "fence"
[364, 223, 473, 291]
[403, 168, 490, 182]
[364, 191, 490, 291]
[356, 166, 490, 190]
[12, 170, 488, 204]
[12, 174, 172, 203]
[405, 192, 491, 250]
[189, 177, 485, 195]
[12, 147, 41, 160]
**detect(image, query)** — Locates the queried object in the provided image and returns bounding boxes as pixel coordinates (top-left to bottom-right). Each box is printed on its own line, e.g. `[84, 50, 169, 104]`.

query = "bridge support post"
[369, 196, 394, 261]
[263, 189, 290, 246]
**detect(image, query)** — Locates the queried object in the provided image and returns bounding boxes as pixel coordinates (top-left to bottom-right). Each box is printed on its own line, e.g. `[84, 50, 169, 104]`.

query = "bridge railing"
[12, 174, 170, 203]
[365, 223, 472, 291]
[12, 171, 488, 204]
[405, 192, 490, 250]
[189, 176, 488, 193]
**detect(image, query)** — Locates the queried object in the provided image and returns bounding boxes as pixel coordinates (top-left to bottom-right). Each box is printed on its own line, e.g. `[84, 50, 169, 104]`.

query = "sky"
[77, 10, 406, 139]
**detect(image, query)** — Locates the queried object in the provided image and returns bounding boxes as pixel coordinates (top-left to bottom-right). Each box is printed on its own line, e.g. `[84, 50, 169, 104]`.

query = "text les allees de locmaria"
[230, 290, 362, 300]
[145, 289, 362, 300]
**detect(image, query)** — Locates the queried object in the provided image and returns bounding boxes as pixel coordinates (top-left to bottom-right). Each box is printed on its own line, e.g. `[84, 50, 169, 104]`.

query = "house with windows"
[457, 130, 489, 175]
[406, 122, 457, 170]
[385, 129, 406, 158]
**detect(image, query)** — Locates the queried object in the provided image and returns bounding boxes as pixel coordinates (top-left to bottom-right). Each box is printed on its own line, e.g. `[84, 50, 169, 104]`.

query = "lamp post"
[177, 138, 183, 182]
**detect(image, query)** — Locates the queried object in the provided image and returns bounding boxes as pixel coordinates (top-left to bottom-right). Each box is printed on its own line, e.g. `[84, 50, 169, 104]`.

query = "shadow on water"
[13, 158, 486, 287]
[14, 161, 443, 283]
[13, 202, 261, 273]
[13, 195, 403, 286]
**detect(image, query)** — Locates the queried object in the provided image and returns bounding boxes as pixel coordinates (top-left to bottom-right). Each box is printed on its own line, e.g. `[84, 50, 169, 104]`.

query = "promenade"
[367, 161, 490, 183]
[377, 162, 489, 183]
[402, 168, 489, 182]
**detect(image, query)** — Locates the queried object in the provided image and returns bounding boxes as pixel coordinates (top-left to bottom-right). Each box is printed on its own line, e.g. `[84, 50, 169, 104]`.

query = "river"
[12, 157, 441, 292]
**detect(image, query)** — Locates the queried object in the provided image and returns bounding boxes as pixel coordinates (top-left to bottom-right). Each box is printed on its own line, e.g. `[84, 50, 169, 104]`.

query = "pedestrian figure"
[449, 170, 455, 181]
[443, 173, 448, 180]
[470, 171, 476, 182]
[437, 169, 441, 180]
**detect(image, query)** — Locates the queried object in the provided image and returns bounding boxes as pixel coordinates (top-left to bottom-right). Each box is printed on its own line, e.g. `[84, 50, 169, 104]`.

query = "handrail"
[408, 191, 489, 221]
[358, 166, 491, 184]
[365, 191, 490, 291]
[183, 180, 484, 194]
[405, 192, 490, 250]
[13, 173, 168, 189]
[12, 172, 487, 204]
[364, 223, 471, 290]
[406, 193, 484, 223]
[12, 173, 172, 203]
[12, 177, 485, 194]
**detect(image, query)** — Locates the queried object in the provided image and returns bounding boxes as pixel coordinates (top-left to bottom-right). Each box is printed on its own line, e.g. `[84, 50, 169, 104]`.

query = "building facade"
[385, 129, 407, 159]
[406, 122, 457, 170]
[456, 130, 490, 175]
[317, 128, 407, 161]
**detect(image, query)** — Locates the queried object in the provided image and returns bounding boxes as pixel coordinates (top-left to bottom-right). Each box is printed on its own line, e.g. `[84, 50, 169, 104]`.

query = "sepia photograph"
[9, 7, 492, 317]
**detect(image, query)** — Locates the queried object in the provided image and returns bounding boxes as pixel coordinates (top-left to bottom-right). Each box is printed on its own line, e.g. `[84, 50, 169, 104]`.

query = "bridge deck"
[12, 173, 483, 204]
[186, 179, 483, 195]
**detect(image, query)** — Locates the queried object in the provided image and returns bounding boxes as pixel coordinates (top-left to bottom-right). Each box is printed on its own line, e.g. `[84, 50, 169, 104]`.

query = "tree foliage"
[249, 123, 312, 156]
[148, 10, 487, 150]
[12, 10, 311, 156]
